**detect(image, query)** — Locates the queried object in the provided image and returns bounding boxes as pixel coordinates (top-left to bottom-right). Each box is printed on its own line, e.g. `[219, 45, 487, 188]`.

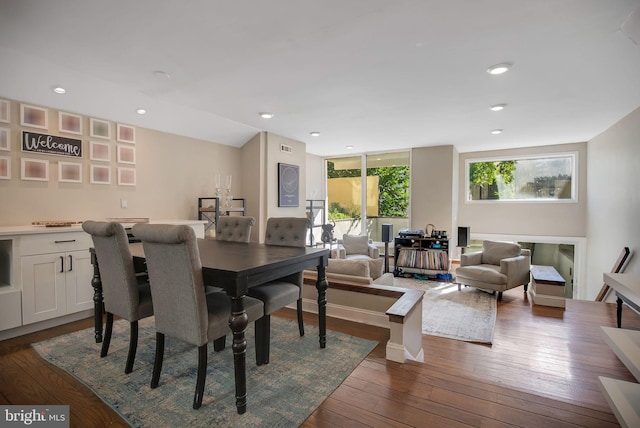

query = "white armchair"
[455, 240, 531, 301]
[331, 234, 383, 280]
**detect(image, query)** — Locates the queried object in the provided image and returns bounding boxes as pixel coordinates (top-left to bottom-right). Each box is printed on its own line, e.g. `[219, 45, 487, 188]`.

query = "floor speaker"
[382, 223, 393, 242]
[457, 226, 470, 247]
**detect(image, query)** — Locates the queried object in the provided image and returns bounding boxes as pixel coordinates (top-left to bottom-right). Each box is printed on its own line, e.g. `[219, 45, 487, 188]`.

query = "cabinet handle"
[60, 256, 64, 273]
[68, 254, 73, 272]
[55, 239, 76, 244]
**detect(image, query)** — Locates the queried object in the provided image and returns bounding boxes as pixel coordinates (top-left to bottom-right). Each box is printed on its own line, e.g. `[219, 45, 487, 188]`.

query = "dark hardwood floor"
[1, 286, 639, 427]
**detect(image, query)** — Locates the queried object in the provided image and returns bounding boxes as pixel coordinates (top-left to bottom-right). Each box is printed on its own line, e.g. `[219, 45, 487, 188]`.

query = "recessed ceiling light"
[259, 112, 274, 119]
[53, 86, 66, 94]
[489, 104, 507, 111]
[136, 108, 147, 115]
[491, 129, 503, 135]
[346, 145, 354, 150]
[152, 70, 171, 79]
[487, 63, 511, 75]
[310, 132, 320, 137]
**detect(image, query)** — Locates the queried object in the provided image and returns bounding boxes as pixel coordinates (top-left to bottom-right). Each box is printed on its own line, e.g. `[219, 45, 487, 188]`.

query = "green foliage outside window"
[327, 161, 409, 218]
[468, 156, 573, 200]
[468, 161, 515, 200]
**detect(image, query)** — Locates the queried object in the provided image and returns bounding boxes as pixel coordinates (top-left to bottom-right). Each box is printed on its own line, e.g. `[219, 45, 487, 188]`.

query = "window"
[326, 152, 410, 240]
[466, 153, 576, 202]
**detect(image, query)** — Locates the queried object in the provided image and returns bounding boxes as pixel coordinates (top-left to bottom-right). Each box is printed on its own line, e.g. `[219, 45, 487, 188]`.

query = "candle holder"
[214, 174, 221, 199]
[225, 175, 233, 208]
[225, 188, 233, 209]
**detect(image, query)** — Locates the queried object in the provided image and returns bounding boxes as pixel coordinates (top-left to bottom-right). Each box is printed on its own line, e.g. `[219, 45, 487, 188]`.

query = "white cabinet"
[0, 238, 22, 331]
[20, 232, 93, 325]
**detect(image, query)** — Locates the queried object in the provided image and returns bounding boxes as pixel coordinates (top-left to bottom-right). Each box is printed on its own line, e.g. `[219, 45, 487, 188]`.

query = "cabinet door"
[21, 254, 67, 324]
[65, 249, 94, 313]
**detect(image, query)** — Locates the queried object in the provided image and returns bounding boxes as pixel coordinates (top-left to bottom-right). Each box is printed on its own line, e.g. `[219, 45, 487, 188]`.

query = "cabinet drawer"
[19, 232, 92, 256]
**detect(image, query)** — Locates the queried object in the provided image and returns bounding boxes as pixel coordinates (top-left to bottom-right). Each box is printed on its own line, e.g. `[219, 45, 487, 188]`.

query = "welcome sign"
[22, 131, 82, 157]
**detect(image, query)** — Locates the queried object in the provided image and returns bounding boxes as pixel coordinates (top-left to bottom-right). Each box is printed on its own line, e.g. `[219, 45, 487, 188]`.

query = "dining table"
[89, 238, 330, 414]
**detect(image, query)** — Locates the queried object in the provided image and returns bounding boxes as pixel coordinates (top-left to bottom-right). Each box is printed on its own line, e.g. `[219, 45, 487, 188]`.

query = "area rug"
[393, 277, 497, 344]
[33, 317, 377, 427]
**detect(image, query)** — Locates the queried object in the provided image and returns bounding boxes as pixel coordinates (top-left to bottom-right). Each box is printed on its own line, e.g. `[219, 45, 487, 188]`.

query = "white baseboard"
[386, 340, 424, 363]
[296, 298, 390, 329]
[0, 309, 94, 341]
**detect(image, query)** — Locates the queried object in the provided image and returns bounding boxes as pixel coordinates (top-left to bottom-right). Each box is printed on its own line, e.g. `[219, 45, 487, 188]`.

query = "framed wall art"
[117, 167, 136, 186]
[58, 162, 82, 183]
[0, 156, 10, 179]
[59, 112, 83, 135]
[278, 162, 299, 207]
[90, 141, 111, 162]
[117, 123, 135, 144]
[0, 99, 9, 123]
[0, 127, 9, 151]
[20, 104, 48, 130]
[21, 157, 49, 181]
[90, 164, 111, 184]
[117, 144, 135, 164]
[90, 118, 111, 139]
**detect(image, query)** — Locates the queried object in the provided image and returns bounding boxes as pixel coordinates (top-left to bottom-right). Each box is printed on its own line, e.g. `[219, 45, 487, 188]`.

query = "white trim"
[472, 232, 587, 300]
[298, 298, 389, 328]
[465, 151, 578, 203]
[0, 309, 93, 341]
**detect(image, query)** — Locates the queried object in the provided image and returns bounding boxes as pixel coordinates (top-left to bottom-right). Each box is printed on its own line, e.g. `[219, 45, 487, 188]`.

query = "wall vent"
[280, 143, 293, 154]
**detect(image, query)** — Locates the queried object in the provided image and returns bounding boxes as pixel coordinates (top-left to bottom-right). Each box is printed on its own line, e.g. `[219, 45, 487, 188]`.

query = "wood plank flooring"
[1, 286, 639, 427]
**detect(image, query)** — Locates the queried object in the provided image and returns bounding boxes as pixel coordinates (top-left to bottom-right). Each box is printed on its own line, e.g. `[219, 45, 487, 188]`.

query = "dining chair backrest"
[132, 223, 209, 347]
[216, 216, 256, 243]
[82, 220, 140, 321]
[263, 217, 309, 286]
[264, 217, 308, 248]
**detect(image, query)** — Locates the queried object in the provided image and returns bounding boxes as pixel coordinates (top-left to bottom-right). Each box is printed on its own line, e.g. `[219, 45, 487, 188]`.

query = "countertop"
[0, 219, 207, 237]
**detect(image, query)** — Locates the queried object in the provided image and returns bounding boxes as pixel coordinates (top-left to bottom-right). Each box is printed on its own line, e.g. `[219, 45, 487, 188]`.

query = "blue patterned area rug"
[33, 317, 376, 427]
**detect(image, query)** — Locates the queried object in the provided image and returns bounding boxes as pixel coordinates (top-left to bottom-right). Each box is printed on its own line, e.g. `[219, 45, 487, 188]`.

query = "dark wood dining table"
[89, 239, 329, 414]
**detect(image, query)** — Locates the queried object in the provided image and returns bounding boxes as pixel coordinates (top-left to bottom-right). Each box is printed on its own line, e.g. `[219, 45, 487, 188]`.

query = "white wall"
[457, 142, 588, 237]
[410, 145, 457, 237]
[0, 97, 243, 226]
[241, 133, 264, 242]
[305, 153, 325, 200]
[264, 132, 307, 221]
[586, 107, 640, 298]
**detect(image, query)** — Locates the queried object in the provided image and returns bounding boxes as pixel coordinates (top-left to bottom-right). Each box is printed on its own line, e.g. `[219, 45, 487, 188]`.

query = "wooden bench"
[529, 264, 566, 308]
[303, 274, 424, 363]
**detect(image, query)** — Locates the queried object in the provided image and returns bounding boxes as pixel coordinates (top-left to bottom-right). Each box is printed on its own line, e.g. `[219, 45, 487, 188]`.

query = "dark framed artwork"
[278, 162, 299, 207]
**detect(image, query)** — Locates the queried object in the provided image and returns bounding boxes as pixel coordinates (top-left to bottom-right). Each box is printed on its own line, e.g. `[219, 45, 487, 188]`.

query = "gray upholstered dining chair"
[215, 216, 256, 243]
[248, 217, 308, 365]
[131, 223, 264, 410]
[81, 220, 153, 374]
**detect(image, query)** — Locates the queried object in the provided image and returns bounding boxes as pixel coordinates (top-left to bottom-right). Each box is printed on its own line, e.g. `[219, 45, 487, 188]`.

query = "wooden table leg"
[229, 294, 248, 414]
[616, 294, 623, 328]
[316, 264, 328, 348]
[89, 248, 104, 343]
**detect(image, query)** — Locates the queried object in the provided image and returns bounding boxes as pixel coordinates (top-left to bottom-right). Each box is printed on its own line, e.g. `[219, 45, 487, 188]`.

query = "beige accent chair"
[215, 216, 255, 243]
[82, 220, 153, 374]
[332, 234, 384, 281]
[132, 223, 264, 409]
[455, 240, 531, 301]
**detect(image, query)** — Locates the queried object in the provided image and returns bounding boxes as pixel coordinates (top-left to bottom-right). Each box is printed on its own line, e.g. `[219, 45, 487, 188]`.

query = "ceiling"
[1, 0, 639, 157]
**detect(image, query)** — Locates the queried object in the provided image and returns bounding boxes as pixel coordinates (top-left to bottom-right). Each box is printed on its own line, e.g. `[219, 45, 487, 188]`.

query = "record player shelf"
[393, 236, 450, 277]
